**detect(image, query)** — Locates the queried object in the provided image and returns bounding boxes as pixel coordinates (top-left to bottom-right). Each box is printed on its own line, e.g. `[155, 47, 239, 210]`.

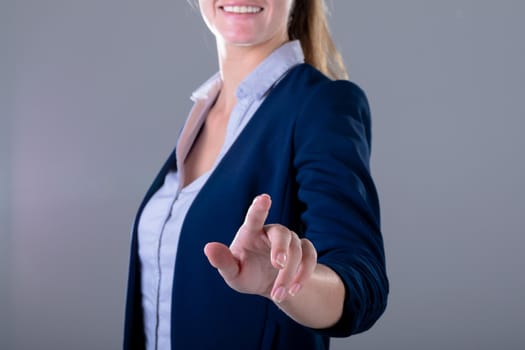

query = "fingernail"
[272, 287, 287, 303]
[275, 253, 287, 268]
[288, 283, 302, 297]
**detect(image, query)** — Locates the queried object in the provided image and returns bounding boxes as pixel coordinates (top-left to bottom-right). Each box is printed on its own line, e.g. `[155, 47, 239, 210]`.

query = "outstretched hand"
[204, 194, 318, 303]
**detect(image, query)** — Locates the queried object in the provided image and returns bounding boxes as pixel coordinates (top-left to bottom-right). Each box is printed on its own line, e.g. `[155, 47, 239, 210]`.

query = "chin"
[221, 35, 263, 48]
[229, 40, 260, 47]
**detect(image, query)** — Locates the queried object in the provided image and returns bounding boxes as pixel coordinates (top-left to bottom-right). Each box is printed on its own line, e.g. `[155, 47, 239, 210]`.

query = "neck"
[214, 36, 288, 112]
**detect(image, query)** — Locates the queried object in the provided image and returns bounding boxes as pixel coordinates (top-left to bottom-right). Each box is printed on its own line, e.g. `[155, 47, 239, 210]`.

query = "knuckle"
[290, 235, 301, 249]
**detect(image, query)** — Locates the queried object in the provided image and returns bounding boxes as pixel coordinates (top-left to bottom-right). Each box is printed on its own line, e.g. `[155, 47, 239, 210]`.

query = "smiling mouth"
[220, 5, 264, 14]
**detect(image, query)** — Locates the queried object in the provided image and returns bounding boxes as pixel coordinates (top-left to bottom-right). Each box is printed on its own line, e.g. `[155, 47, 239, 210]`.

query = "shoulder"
[277, 64, 370, 124]
[285, 64, 368, 102]
[260, 63, 372, 145]
[287, 65, 371, 141]
[284, 65, 371, 153]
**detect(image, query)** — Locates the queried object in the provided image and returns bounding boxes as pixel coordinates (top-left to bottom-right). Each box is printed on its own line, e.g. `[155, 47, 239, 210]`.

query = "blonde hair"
[288, 0, 349, 80]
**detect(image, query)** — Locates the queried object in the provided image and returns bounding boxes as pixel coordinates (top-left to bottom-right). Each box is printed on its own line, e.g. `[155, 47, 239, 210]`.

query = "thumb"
[204, 242, 240, 281]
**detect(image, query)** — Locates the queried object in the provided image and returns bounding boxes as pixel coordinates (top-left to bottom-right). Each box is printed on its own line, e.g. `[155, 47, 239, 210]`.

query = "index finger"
[241, 194, 272, 234]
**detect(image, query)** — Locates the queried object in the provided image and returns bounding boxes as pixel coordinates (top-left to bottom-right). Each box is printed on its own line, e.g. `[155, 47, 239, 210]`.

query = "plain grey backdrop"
[1, 1, 524, 349]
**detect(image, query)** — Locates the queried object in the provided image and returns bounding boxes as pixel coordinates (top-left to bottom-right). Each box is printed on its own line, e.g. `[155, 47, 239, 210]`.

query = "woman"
[124, 1, 388, 349]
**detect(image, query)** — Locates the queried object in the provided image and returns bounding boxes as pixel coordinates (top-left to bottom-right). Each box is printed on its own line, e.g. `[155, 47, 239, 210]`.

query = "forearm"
[274, 263, 345, 329]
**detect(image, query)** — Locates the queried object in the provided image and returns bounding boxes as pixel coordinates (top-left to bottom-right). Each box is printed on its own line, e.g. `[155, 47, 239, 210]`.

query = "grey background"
[1, 1, 524, 349]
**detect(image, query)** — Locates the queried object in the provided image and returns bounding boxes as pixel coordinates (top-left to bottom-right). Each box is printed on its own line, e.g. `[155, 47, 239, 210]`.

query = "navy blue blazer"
[124, 64, 388, 349]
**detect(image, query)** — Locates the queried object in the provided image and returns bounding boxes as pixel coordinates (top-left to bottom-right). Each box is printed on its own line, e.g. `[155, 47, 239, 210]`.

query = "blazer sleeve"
[293, 80, 388, 337]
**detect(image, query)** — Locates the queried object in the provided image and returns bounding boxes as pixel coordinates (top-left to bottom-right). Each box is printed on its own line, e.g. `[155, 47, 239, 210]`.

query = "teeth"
[222, 5, 263, 14]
